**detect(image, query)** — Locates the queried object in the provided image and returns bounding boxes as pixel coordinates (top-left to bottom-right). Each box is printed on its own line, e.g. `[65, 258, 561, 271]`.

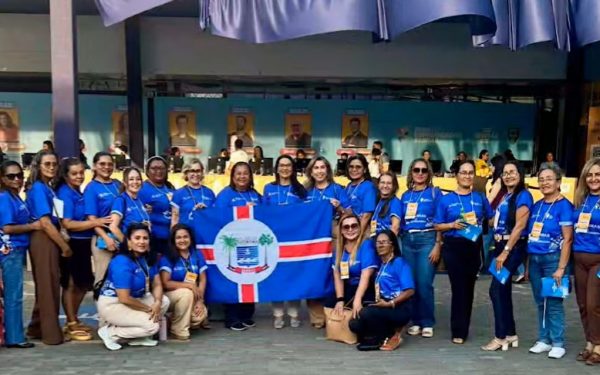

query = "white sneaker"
[290, 317, 301, 328]
[548, 347, 566, 359]
[98, 326, 121, 351]
[407, 325, 421, 336]
[273, 317, 285, 329]
[529, 341, 552, 354]
[128, 336, 158, 347]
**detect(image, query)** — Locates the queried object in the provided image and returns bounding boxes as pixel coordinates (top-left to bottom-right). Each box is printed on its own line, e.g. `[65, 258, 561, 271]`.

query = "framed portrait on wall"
[341, 110, 368, 148]
[169, 108, 197, 146]
[227, 109, 255, 149]
[284, 109, 312, 148]
[111, 108, 129, 147]
[0, 104, 20, 143]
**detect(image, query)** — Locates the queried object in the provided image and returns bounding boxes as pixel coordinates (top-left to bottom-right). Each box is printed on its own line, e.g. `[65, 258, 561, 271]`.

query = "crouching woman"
[349, 230, 414, 351]
[96, 223, 169, 350]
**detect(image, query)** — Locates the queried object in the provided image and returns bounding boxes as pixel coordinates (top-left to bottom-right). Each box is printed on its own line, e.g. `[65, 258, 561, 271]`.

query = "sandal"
[577, 349, 592, 362]
[586, 352, 600, 366]
[63, 322, 92, 342]
[380, 332, 403, 351]
[73, 321, 94, 333]
[452, 338, 465, 345]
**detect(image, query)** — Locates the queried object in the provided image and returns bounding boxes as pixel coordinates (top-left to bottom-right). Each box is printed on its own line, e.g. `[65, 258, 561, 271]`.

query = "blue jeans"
[0, 247, 26, 345]
[489, 240, 526, 339]
[528, 252, 565, 347]
[401, 231, 437, 327]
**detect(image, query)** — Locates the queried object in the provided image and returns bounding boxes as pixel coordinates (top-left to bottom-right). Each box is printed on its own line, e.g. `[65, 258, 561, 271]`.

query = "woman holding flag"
[171, 159, 215, 227]
[345, 154, 377, 235]
[433, 160, 492, 344]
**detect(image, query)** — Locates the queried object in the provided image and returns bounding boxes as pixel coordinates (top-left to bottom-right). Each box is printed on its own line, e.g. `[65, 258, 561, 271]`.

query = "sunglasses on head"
[4, 172, 24, 181]
[412, 167, 428, 174]
[341, 223, 359, 231]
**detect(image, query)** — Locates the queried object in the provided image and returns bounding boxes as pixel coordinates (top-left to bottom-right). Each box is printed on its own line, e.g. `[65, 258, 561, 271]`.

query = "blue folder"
[456, 224, 482, 242]
[96, 233, 119, 250]
[488, 258, 511, 285]
[541, 277, 570, 299]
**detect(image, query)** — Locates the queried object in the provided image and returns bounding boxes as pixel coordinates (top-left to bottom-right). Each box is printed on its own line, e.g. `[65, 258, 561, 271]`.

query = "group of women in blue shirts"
[0, 150, 598, 361]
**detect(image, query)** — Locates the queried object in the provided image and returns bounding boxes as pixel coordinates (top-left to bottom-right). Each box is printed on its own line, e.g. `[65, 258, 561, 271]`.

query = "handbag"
[323, 300, 357, 345]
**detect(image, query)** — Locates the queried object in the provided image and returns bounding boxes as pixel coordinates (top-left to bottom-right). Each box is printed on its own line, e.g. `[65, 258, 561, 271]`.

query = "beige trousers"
[272, 301, 300, 318]
[91, 235, 114, 285]
[165, 289, 206, 337]
[97, 294, 169, 340]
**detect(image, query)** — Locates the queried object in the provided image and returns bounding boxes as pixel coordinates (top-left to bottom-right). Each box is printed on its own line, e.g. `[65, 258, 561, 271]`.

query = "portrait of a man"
[341, 115, 368, 148]
[227, 114, 255, 149]
[169, 112, 197, 146]
[284, 113, 312, 148]
[0, 109, 20, 143]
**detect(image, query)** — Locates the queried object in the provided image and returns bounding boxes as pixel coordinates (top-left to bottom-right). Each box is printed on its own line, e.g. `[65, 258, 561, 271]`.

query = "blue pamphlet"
[541, 277, 570, 299]
[96, 233, 119, 250]
[456, 224, 482, 242]
[597, 268, 600, 279]
[488, 258, 511, 285]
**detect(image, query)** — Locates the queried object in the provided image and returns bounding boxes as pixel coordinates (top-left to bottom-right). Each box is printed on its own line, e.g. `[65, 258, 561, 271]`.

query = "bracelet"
[336, 296, 344, 303]
[389, 300, 395, 308]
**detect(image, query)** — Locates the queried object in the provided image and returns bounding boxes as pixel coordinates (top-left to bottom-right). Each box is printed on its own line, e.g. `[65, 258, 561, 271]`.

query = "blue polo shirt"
[433, 191, 493, 238]
[172, 186, 216, 226]
[26, 180, 59, 226]
[138, 181, 174, 240]
[372, 197, 402, 233]
[333, 239, 380, 286]
[263, 184, 305, 206]
[527, 198, 574, 254]
[215, 186, 262, 207]
[345, 180, 377, 217]
[375, 256, 415, 300]
[111, 193, 150, 234]
[573, 194, 600, 254]
[158, 250, 207, 282]
[0, 191, 31, 248]
[494, 190, 534, 236]
[400, 186, 441, 231]
[83, 179, 121, 218]
[100, 254, 157, 298]
[57, 184, 93, 239]
[305, 183, 351, 215]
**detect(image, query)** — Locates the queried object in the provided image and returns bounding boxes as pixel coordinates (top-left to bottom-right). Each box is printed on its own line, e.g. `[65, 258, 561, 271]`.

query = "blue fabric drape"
[95, 0, 173, 27]
[569, 0, 600, 47]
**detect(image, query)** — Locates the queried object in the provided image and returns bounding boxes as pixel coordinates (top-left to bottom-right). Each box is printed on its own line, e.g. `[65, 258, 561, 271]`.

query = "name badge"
[405, 203, 418, 220]
[370, 220, 377, 236]
[340, 261, 350, 280]
[184, 271, 198, 284]
[530, 222, 544, 240]
[463, 211, 477, 226]
[576, 213, 592, 233]
[52, 198, 64, 219]
[374, 282, 380, 302]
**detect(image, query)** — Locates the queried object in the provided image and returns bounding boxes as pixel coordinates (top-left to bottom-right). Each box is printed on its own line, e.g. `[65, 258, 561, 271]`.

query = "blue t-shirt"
[400, 187, 441, 231]
[433, 191, 493, 238]
[305, 183, 351, 215]
[527, 198, 574, 254]
[100, 254, 157, 298]
[494, 190, 534, 236]
[172, 186, 216, 226]
[83, 179, 121, 218]
[375, 256, 415, 300]
[372, 197, 402, 233]
[263, 184, 305, 206]
[158, 250, 207, 282]
[333, 239, 380, 286]
[345, 180, 377, 217]
[26, 180, 59, 226]
[573, 194, 600, 254]
[57, 184, 93, 239]
[111, 193, 150, 234]
[0, 191, 31, 248]
[138, 181, 174, 240]
[214, 186, 262, 207]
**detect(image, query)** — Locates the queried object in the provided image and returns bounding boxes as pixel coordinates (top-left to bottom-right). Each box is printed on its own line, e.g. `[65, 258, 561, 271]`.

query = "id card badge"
[166, 192, 173, 202]
[184, 271, 198, 284]
[340, 261, 350, 280]
[374, 283, 380, 302]
[493, 209, 500, 229]
[463, 211, 477, 226]
[370, 220, 377, 235]
[405, 203, 418, 220]
[530, 222, 544, 240]
[145, 277, 150, 293]
[52, 198, 64, 219]
[576, 213, 592, 233]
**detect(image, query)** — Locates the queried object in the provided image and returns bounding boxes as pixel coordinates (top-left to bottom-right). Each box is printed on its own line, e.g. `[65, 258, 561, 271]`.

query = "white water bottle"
[159, 316, 167, 342]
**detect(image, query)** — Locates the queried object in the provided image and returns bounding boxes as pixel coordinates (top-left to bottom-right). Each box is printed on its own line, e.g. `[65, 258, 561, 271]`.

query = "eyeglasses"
[186, 169, 202, 174]
[341, 223, 359, 231]
[501, 170, 518, 177]
[149, 166, 166, 171]
[42, 161, 57, 168]
[376, 240, 392, 245]
[412, 168, 428, 174]
[97, 162, 114, 167]
[348, 165, 363, 170]
[538, 178, 560, 184]
[458, 171, 475, 176]
[4, 172, 24, 181]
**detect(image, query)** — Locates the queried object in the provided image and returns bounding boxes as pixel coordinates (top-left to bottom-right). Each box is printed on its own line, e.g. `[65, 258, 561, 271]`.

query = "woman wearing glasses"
[0, 161, 39, 348]
[349, 230, 414, 351]
[572, 158, 600, 365]
[371, 171, 401, 236]
[109, 167, 151, 245]
[434, 160, 492, 344]
[527, 166, 573, 359]
[264, 155, 307, 328]
[482, 161, 532, 351]
[345, 155, 377, 235]
[84, 152, 122, 285]
[25, 151, 72, 345]
[171, 159, 215, 227]
[401, 159, 442, 338]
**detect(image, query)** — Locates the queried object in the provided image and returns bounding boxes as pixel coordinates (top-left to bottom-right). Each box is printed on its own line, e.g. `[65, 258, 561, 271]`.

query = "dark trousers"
[349, 302, 411, 343]
[149, 237, 168, 265]
[442, 236, 481, 340]
[224, 303, 255, 327]
[574, 252, 600, 345]
[323, 281, 375, 308]
[489, 240, 526, 339]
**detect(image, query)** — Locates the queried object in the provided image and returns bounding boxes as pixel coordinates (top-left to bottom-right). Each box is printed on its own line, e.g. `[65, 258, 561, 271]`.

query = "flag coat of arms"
[194, 201, 334, 303]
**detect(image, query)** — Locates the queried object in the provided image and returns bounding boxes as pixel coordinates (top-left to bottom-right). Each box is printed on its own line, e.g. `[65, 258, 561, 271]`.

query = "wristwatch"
[503, 246, 511, 253]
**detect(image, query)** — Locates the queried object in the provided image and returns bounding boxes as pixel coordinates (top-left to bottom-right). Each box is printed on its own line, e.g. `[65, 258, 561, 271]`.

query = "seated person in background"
[422, 150, 432, 162]
[96, 223, 170, 351]
[449, 151, 467, 174]
[295, 149, 307, 161]
[539, 151, 560, 171]
[368, 149, 382, 180]
[349, 230, 414, 351]
[159, 224, 208, 340]
[227, 139, 249, 173]
[475, 149, 492, 178]
[372, 141, 390, 172]
[335, 152, 349, 177]
[219, 148, 230, 161]
[285, 122, 312, 148]
[251, 146, 265, 174]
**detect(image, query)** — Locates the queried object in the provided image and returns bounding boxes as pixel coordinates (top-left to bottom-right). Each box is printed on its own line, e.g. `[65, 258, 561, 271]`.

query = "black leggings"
[349, 303, 411, 344]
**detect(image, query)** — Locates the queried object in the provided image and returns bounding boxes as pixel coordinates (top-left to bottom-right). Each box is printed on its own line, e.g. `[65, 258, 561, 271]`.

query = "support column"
[125, 16, 145, 167]
[560, 50, 586, 175]
[50, 0, 79, 158]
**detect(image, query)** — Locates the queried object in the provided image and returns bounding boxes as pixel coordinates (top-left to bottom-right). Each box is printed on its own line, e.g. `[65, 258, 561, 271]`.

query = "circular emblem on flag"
[213, 219, 279, 284]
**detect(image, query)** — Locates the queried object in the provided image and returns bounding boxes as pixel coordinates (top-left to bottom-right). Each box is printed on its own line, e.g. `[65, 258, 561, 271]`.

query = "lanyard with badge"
[456, 192, 477, 225]
[371, 199, 387, 235]
[135, 258, 150, 293]
[186, 186, 207, 221]
[101, 180, 118, 198]
[339, 249, 353, 280]
[530, 198, 557, 241]
[127, 194, 152, 228]
[405, 188, 426, 220]
[346, 180, 364, 201]
[277, 185, 291, 206]
[181, 252, 198, 285]
[576, 195, 599, 233]
[493, 193, 511, 230]
[149, 181, 173, 202]
[237, 190, 257, 206]
[374, 260, 392, 303]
